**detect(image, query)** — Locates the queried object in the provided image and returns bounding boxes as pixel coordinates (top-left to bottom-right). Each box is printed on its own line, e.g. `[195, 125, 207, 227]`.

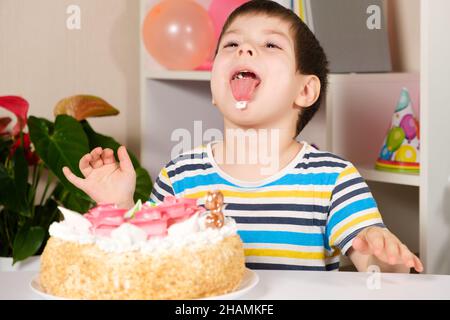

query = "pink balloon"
[142, 0, 215, 70]
[208, 0, 249, 41]
[194, 0, 248, 71]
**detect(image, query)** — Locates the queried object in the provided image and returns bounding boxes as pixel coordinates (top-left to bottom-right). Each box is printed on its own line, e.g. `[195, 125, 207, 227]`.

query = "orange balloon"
[142, 0, 215, 70]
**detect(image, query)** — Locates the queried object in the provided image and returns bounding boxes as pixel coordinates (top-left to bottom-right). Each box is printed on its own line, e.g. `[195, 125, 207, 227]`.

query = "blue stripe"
[233, 216, 326, 227]
[246, 262, 340, 271]
[326, 198, 378, 238]
[172, 172, 339, 191]
[172, 173, 239, 193]
[238, 230, 325, 247]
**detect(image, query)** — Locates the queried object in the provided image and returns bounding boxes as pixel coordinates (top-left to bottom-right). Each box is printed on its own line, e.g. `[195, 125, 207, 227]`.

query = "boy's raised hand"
[351, 226, 424, 273]
[62, 146, 136, 209]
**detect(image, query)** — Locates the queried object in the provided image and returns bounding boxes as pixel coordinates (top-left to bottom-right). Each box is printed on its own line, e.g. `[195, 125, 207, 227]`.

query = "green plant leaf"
[0, 208, 17, 257]
[135, 167, 152, 203]
[0, 162, 29, 214]
[28, 115, 91, 201]
[13, 146, 31, 216]
[12, 225, 45, 264]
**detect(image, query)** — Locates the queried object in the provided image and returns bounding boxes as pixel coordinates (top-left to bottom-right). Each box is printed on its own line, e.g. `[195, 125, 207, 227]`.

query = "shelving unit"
[145, 70, 211, 81]
[357, 165, 419, 187]
[140, 0, 450, 274]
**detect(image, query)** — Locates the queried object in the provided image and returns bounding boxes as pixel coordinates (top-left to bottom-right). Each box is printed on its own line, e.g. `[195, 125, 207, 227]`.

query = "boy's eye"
[223, 42, 238, 48]
[265, 42, 280, 49]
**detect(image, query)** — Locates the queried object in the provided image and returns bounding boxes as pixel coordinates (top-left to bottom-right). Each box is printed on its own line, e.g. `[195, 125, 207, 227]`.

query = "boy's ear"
[293, 75, 321, 109]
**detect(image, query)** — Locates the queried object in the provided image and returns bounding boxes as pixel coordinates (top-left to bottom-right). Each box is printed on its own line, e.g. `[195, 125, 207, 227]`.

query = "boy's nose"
[238, 47, 253, 57]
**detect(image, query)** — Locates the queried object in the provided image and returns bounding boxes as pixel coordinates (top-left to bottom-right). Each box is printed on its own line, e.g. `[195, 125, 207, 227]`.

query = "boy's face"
[211, 14, 304, 128]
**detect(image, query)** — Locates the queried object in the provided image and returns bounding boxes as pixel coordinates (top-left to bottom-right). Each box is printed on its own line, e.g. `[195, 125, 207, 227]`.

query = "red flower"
[0, 96, 29, 137]
[0, 117, 12, 136]
[9, 134, 40, 166]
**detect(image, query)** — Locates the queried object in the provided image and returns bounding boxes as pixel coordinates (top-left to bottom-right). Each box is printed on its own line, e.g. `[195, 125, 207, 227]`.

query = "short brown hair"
[214, 0, 329, 137]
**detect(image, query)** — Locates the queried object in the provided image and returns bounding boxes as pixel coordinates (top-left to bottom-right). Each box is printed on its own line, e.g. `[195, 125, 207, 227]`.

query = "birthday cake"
[39, 191, 245, 299]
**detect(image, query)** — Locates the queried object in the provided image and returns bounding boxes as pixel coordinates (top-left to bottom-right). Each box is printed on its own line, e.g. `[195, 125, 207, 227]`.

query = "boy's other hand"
[62, 146, 136, 209]
[351, 226, 424, 273]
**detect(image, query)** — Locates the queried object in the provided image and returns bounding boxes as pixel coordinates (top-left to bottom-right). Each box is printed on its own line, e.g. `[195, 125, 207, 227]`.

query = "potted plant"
[0, 95, 152, 270]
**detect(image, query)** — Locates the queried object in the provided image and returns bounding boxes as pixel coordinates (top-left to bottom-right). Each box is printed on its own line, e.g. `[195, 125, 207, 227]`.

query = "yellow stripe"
[161, 168, 169, 179]
[329, 211, 382, 246]
[184, 189, 331, 200]
[338, 166, 358, 180]
[245, 248, 341, 260]
[245, 248, 325, 260]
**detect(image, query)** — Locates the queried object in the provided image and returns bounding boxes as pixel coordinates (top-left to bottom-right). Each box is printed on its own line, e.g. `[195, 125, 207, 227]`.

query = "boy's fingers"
[385, 236, 400, 265]
[101, 148, 115, 165]
[79, 154, 93, 177]
[366, 228, 385, 256]
[413, 255, 424, 273]
[399, 244, 415, 268]
[352, 236, 371, 255]
[90, 147, 104, 168]
[118, 146, 134, 173]
[62, 166, 86, 190]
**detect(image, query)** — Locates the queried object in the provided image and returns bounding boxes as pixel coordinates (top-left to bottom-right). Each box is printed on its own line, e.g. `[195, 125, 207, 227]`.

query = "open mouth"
[229, 69, 262, 102]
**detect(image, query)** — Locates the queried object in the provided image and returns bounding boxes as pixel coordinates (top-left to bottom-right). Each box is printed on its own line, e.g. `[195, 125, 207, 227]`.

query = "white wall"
[385, 0, 420, 73]
[0, 0, 141, 156]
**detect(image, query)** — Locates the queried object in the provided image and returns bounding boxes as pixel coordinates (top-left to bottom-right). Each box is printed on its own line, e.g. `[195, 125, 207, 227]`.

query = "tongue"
[230, 78, 260, 102]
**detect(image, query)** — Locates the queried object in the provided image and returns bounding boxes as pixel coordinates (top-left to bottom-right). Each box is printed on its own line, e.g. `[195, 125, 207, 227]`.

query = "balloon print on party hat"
[375, 88, 420, 174]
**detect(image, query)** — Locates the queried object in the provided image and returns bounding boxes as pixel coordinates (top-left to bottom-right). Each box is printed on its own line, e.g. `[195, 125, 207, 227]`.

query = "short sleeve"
[148, 166, 175, 205]
[325, 163, 385, 255]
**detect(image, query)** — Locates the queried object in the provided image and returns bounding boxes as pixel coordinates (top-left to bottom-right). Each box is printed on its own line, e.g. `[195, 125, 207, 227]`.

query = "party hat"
[375, 88, 420, 174]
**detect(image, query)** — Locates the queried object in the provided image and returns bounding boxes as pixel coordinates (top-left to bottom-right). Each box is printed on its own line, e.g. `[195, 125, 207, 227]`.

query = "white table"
[1, 270, 450, 300]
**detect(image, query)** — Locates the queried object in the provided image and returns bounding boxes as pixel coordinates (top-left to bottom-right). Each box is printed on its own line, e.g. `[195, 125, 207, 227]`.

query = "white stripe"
[243, 242, 326, 253]
[225, 210, 327, 220]
[236, 222, 324, 234]
[221, 197, 329, 206]
[332, 181, 368, 203]
[290, 166, 346, 175]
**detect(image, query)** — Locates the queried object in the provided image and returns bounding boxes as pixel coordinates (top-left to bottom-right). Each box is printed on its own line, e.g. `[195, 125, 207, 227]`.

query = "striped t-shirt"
[149, 141, 384, 271]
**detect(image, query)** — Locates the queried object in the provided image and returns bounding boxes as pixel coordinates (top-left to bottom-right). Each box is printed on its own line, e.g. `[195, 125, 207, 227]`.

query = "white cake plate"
[30, 268, 259, 300]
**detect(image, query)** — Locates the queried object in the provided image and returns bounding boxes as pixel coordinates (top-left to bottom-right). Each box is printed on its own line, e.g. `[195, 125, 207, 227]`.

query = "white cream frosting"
[48, 206, 238, 254]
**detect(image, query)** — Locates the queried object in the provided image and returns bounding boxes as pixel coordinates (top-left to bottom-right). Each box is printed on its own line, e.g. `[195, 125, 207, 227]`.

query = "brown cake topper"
[204, 190, 225, 228]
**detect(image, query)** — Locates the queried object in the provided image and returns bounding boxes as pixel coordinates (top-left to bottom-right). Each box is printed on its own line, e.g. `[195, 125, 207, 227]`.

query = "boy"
[63, 0, 423, 273]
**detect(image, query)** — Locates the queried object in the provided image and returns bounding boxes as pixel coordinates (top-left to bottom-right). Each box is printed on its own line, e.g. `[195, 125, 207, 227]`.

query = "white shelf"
[145, 70, 211, 81]
[356, 164, 420, 187]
